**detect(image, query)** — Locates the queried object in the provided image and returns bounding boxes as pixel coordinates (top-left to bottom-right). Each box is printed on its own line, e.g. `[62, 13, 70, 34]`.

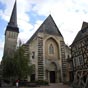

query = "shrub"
[3, 80, 10, 84]
[36, 80, 49, 85]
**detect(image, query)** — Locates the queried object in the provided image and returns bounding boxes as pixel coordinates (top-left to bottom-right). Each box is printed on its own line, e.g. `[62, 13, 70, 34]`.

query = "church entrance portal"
[30, 74, 35, 82]
[50, 71, 56, 83]
[47, 62, 58, 83]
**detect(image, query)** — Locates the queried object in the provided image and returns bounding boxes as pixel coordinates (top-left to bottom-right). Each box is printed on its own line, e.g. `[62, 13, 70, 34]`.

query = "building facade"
[71, 22, 88, 88]
[3, 1, 70, 83]
[24, 15, 70, 83]
[64, 45, 73, 83]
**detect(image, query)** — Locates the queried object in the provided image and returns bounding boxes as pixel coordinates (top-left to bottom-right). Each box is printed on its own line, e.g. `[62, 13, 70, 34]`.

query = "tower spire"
[4, 0, 19, 57]
[8, 0, 17, 27]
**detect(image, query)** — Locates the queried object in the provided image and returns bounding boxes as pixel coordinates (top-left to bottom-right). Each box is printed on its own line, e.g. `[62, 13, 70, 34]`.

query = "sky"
[0, 0, 88, 61]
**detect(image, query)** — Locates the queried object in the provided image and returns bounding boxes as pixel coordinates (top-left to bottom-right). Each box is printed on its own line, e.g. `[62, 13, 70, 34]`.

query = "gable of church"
[26, 15, 63, 44]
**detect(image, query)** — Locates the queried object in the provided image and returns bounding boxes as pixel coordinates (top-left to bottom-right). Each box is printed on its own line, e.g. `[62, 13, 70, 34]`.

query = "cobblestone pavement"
[35, 83, 71, 88]
[0, 83, 72, 88]
[20, 83, 72, 88]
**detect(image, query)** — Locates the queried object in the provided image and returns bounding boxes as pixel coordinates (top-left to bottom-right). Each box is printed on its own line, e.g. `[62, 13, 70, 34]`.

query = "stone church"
[3, 1, 70, 83]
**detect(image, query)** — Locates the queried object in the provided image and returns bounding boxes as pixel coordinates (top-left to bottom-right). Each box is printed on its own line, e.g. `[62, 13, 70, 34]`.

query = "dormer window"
[49, 44, 54, 54]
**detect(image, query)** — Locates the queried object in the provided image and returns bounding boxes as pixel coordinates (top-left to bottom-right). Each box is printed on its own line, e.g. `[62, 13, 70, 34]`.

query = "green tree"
[14, 46, 33, 79]
[2, 56, 17, 82]
[2, 45, 33, 81]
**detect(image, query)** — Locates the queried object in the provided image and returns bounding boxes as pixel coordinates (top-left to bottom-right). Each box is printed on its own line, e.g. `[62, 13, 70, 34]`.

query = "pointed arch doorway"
[50, 71, 56, 83]
[49, 62, 57, 83]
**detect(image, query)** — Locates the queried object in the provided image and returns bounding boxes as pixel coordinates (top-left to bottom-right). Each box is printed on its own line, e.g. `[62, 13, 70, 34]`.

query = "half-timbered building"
[71, 22, 88, 88]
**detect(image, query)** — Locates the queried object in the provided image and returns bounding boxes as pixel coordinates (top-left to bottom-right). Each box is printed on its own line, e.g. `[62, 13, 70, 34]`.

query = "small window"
[49, 44, 54, 54]
[32, 52, 35, 59]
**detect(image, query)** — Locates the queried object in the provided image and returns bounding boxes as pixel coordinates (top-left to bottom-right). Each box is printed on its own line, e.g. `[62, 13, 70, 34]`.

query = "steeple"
[4, 0, 19, 57]
[5, 0, 19, 34]
[8, 0, 17, 27]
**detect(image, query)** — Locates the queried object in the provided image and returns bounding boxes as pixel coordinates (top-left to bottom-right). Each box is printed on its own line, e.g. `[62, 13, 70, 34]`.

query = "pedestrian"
[16, 79, 19, 88]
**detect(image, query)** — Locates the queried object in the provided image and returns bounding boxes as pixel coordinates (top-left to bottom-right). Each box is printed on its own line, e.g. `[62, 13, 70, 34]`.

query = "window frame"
[49, 44, 54, 54]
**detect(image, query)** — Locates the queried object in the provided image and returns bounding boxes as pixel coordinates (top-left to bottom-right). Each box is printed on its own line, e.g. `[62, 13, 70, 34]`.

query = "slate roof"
[8, 0, 17, 27]
[71, 21, 88, 45]
[5, 26, 19, 35]
[6, 0, 19, 33]
[26, 15, 62, 44]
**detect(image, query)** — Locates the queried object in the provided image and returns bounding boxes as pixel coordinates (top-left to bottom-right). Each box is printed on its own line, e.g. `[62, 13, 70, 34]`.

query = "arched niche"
[45, 37, 59, 60]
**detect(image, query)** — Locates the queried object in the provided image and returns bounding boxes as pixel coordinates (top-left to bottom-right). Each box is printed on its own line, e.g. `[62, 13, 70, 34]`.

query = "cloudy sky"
[0, 0, 88, 61]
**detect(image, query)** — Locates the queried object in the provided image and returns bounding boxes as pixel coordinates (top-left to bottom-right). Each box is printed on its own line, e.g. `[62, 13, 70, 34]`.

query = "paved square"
[34, 83, 70, 88]
[20, 83, 71, 88]
[0, 83, 72, 88]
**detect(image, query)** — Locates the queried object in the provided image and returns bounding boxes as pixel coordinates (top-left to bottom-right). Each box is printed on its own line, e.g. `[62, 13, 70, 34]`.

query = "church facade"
[24, 15, 71, 83]
[3, 1, 70, 83]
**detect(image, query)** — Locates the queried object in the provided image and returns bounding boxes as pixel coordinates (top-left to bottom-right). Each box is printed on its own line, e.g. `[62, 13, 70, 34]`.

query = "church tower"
[3, 0, 19, 57]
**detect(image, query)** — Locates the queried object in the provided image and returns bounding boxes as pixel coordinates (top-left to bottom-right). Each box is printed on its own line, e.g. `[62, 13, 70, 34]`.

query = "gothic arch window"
[49, 44, 54, 54]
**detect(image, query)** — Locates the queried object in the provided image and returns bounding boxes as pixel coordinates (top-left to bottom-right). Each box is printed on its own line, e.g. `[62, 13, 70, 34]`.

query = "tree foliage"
[2, 45, 33, 80]
[2, 56, 16, 78]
